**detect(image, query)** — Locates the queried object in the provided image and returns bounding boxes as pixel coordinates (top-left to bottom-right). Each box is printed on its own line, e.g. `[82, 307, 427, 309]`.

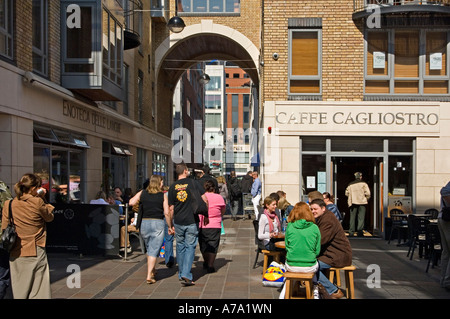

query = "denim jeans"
[164, 220, 175, 266]
[317, 260, 339, 295]
[174, 223, 199, 281]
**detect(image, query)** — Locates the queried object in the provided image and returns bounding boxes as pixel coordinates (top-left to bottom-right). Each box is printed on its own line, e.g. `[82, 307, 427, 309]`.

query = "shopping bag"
[221, 221, 225, 235]
[262, 261, 285, 287]
[159, 239, 165, 258]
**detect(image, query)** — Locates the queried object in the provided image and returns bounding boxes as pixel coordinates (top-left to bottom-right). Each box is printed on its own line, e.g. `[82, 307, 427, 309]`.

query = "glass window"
[302, 154, 326, 195]
[32, 0, 48, 76]
[205, 113, 221, 127]
[365, 29, 449, 95]
[136, 148, 146, 191]
[205, 76, 221, 91]
[102, 8, 123, 86]
[178, 0, 240, 13]
[331, 137, 383, 152]
[289, 29, 322, 94]
[153, 152, 169, 186]
[388, 155, 412, 197]
[65, 6, 92, 60]
[205, 94, 221, 109]
[0, 0, 13, 59]
[301, 136, 326, 152]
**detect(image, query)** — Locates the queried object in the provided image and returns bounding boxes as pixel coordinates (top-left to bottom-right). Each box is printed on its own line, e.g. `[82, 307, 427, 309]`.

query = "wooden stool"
[283, 272, 315, 299]
[329, 265, 356, 299]
[261, 250, 281, 279]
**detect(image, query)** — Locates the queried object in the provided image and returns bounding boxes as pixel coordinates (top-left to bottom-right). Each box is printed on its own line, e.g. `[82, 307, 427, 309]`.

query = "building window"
[63, 4, 94, 73]
[102, 8, 123, 86]
[365, 29, 449, 96]
[205, 76, 221, 91]
[205, 94, 221, 109]
[152, 152, 169, 186]
[123, 63, 129, 115]
[33, 125, 88, 204]
[0, 0, 13, 60]
[289, 29, 322, 95]
[178, 0, 240, 14]
[32, 0, 48, 76]
[136, 148, 147, 191]
[138, 69, 143, 123]
[205, 113, 221, 128]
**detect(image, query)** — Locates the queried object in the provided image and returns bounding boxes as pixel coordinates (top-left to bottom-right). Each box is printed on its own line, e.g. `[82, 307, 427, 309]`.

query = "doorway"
[332, 157, 382, 236]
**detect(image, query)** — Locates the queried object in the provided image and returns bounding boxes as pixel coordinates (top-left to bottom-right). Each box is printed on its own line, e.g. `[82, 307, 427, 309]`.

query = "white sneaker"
[313, 285, 321, 299]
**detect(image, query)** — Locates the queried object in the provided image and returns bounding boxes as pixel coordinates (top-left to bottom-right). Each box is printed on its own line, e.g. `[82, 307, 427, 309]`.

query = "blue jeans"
[174, 223, 199, 281]
[317, 260, 339, 295]
[164, 220, 175, 266]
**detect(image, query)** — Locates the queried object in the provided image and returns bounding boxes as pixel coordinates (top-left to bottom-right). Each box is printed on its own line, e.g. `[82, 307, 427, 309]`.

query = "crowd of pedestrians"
[2, 168, 449, 300]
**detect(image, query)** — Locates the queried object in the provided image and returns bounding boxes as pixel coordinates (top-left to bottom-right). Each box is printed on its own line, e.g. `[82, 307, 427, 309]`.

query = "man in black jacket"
[228, 171, 242, 221]
[196, 164, 219, 193]
[240, 171, 253, 194]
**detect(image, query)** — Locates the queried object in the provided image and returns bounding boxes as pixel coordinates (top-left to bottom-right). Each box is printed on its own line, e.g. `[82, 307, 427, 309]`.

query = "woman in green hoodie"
[279, 202, 321, 299]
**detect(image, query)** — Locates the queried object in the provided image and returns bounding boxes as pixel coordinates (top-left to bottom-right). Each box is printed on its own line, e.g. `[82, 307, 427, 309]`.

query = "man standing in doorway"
[251, 171, 262, 220]
[345, 172, 371, 237]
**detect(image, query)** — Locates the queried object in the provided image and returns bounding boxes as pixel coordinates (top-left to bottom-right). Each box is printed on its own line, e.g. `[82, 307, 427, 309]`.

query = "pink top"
[199, 192, 225, 229]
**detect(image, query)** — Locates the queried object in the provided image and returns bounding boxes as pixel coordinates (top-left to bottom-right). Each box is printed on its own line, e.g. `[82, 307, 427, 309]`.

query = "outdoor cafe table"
[275, 240, 286, 249]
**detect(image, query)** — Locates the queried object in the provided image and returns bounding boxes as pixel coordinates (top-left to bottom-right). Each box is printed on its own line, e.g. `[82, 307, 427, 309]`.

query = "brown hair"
[308, 191, 323, 201]
[287, 202, 315, 223]
[14, 173, 42, 199]
[323, 192, 335, 202]
[263, 196, 276, 209]
[175, 163, 188, 176]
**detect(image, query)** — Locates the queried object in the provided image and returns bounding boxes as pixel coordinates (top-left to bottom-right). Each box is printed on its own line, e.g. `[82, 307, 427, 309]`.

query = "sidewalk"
[48, 216, 450, 300]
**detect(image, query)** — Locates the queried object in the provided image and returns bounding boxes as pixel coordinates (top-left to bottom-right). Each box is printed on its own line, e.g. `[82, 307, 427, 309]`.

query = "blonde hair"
[146, 175, 163, 194]
[216, 176, 225, 184]
[287, 202, 315, 223]
[278, 197, 291, 210]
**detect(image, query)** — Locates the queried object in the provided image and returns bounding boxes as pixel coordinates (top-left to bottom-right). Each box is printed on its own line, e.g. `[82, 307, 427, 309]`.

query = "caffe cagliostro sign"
[274, 104, 440, 135]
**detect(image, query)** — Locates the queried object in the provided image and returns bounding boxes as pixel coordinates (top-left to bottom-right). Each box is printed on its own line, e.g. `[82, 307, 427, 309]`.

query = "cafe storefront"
[263, 101, 446, 237]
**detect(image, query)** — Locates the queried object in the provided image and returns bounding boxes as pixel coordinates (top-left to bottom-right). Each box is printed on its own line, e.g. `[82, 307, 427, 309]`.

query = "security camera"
[272, 53, 279, 60]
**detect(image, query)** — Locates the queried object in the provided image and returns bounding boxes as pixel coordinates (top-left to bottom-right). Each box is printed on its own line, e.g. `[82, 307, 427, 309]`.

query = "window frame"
[178, 0, 240, 15]
[364, 28, 450, 97]
[288, 28, 323, 96]
[32, 0, 48, 77]
[0, 0, 13, 60]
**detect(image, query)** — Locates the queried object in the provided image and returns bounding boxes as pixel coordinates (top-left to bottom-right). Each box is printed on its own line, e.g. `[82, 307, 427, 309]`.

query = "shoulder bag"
[192, 181, 208, 216]
[442, 199, 450, 221]
[1, 199, 17, 252]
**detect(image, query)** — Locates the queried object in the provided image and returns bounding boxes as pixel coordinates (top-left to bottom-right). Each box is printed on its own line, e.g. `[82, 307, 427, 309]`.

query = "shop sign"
[274, 103, 440, 135]
[63, 101, 121, 133]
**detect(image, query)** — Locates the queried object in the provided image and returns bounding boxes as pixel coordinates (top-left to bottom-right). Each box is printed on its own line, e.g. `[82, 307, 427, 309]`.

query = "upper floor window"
[288, 29, 322, 95]
[178, 0, 240, 14]
[102, 8, 123, 86]
[365, 29, 449, 96]
[205, 76, 221, 91]
[32, 0, 48, 76]
[0, 0, 13, 60]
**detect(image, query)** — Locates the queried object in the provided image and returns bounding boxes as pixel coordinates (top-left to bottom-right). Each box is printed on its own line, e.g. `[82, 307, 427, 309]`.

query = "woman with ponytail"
[2, 173, 54, 299]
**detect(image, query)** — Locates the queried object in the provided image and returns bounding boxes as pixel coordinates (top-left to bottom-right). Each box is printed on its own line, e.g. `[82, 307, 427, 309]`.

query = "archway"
[155, 20, 261, 140]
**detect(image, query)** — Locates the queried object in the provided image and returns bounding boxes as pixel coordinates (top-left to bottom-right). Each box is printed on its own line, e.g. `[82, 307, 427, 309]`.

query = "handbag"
[192, 181, 208, 216]
[1, 199, 17, 252]
[442, 200, 450, 221]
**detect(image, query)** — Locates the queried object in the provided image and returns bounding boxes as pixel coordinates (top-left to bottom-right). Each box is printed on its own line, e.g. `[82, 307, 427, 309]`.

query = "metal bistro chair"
[407, 216, 430, 260]
[388, 209, 409, 244]
[425, 223, 442, 273]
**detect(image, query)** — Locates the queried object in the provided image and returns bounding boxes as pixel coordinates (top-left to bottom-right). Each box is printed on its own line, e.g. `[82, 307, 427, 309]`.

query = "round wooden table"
[275, 241, 285, 249]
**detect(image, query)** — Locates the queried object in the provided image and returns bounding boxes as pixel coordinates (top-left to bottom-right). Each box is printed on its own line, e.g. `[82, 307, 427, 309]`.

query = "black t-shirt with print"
[168, 177, 201, 226]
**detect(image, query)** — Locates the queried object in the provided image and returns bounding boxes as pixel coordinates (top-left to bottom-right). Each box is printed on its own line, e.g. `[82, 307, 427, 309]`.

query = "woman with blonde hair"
[2, 173, 54, 299]
[129, 175, 171, 284]
[280, 202, 321, 299]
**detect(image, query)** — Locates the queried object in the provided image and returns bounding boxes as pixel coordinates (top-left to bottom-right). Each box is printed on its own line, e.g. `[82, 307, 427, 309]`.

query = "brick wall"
[262, 0, 364, 102]
[14, 0, 32, 71]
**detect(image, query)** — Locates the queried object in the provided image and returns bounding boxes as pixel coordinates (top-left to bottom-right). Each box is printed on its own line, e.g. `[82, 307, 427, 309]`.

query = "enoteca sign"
[273, 101, 440, 136]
